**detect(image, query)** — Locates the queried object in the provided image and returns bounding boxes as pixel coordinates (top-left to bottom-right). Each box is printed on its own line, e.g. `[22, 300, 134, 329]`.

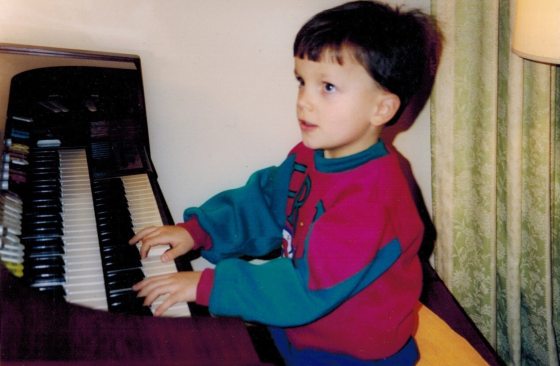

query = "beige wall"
[0, 0, 431, 222]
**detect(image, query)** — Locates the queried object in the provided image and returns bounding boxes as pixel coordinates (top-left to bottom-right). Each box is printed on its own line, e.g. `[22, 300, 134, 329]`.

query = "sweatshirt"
[179, 140, 423, 360]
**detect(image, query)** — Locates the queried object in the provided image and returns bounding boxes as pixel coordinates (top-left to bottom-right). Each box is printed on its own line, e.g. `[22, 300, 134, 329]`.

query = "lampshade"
[512, 0, 560, 64]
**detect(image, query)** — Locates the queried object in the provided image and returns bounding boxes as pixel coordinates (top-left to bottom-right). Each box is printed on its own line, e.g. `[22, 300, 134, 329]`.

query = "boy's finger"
[128, 226, 158, 244]
[154, 297, 174, 317]
[161, 247, 181, 263]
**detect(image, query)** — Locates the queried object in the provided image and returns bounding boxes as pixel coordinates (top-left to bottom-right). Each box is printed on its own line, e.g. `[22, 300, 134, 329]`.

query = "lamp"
[512, 0, 560, 64]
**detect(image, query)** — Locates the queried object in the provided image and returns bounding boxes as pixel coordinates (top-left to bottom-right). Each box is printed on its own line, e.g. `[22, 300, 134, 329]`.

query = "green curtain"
[430, 0, 559, 365]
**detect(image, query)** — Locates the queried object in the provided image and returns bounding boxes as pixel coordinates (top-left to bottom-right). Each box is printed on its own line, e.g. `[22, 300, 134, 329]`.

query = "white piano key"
[60, 149, 108, 311]
[123, 174, 191, 317]
[64, 246, 100, 255]
[66, 292, 107, 305]
[66, 263, 103, 273]
[66, 296, 108, 310]
[65, 266, 106, 279]
[64, 279, 105, 291]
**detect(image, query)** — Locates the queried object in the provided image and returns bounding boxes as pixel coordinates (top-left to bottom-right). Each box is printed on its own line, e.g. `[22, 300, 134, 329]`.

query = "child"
[130, 1, 435, 364]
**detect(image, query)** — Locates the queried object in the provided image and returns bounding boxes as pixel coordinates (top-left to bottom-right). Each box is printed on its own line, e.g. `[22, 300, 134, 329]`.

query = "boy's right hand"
[129, 225, 195, 263]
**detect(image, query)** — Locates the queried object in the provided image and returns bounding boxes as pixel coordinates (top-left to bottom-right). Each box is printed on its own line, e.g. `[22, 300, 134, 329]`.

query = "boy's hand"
[133, 271, 202, 316]
[129, 225, 195, 262]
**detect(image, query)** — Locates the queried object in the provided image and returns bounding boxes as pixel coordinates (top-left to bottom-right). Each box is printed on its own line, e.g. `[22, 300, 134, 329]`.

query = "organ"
[0, 43, 267, 364]
[0, 44, 191, 316]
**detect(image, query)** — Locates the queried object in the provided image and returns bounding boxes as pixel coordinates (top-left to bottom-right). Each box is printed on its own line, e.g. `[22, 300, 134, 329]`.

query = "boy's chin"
[301, 139, 323, 151]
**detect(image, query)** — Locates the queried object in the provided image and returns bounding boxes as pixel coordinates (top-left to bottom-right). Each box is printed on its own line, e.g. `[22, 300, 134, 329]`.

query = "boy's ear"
[370, 93, 401, 127]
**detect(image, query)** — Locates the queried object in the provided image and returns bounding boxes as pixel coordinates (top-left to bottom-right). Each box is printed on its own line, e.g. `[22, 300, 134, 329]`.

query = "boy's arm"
[197, 246, 400, 327]
[196, 192, 423, 327]
[182, 154, 295, 263]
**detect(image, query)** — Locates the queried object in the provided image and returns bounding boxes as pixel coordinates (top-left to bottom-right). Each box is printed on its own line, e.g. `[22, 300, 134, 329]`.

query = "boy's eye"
[323, 83, 336, 93]
[296, 76, 304, 87]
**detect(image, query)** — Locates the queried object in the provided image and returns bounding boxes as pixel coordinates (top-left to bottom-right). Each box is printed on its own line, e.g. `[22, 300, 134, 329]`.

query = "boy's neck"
[323, 128, 383, 159]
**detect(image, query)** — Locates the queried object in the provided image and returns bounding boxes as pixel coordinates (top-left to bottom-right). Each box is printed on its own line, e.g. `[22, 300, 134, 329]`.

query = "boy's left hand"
[133, 271, 202, 316]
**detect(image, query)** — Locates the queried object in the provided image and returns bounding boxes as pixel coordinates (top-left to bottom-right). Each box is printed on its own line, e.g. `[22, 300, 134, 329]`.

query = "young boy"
[131, 1, 435, 364]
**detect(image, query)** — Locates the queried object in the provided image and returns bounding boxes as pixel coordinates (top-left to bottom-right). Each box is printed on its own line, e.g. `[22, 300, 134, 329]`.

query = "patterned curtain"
[430, 1, 559, 365]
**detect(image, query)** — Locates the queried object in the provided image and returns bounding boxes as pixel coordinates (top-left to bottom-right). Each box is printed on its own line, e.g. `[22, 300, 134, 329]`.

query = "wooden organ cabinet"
[0, 44, 267, 365]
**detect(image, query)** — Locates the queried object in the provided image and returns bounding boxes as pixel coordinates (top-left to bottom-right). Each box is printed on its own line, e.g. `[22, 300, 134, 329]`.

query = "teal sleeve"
[183, 154, 295, 263]
[208, 239, 401, 327]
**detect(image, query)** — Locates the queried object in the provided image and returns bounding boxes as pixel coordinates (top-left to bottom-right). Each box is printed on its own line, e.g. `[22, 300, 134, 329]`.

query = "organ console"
[0, 44, 268, 365]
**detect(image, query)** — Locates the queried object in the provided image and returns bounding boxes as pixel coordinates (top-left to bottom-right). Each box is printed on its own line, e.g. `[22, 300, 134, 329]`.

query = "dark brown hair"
[294, 1, 436, 124]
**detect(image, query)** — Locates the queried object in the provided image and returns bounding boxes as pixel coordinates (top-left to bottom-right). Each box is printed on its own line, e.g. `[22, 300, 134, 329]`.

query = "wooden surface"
[0, 267, 263, 365]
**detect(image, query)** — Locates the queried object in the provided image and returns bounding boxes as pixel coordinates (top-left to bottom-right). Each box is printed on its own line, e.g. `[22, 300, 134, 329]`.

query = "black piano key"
[27, 266, 65, 280]
[30, 278, 66, 289]
[100, 240, 139, 254]
[29, 154, 58, 162]
[102, 253, 142, 273]
[22, 226, 63, 237]
[28, 187, 61, 197]
[105, 268, 144, 294]
[22, 219, 63, 235]
[97, 224, 134, 240]
[98, 230, 135, 243]
[34, 284, 66, 297]
[30, 153, 59, 161]
[22, 216, 63, 229]
[22, 225, 63, 238]
[95, 209, 131, 222]
[93, 186, 126, 203]
[22, 238, 65, 259]
[27, 243, 65, 255]
[30, 170, 60, 179]
[30, 150, 59, 157]
[96, 218, 132, 229]
[30, 161, 60, 170]
[27, 255, 65, 269]
[25, 198, 62, 210]
[27, 244, 64, 258]
[28, 194, 61, 204]
[22, 212, 62, 222]
[93, 181, 125, 196]
[30, 179, 60, 188]
[22, 236, 64, 246]
[28, 268, 65, 287]
[26, 253, 65, 284]
[100, 239, 135, 253]
[93, 206, 117, 218]
[24, 205, 62, 216]
[30, 176, 60, 185]
[24, 220, 63, 233]
[29, 158, 59, 166]
[108, 290, 151, 316]
[98, 217, 134, 232]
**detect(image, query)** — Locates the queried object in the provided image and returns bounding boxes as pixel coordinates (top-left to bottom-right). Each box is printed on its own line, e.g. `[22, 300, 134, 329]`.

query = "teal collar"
[314, 140, 388, 173]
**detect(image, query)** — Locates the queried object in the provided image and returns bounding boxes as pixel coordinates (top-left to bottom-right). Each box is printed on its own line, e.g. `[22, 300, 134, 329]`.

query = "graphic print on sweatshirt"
[282, 160, 315, 259]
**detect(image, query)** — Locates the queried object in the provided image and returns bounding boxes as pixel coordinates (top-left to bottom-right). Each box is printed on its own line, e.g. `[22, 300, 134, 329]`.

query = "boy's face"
[294, 49, 399, 158]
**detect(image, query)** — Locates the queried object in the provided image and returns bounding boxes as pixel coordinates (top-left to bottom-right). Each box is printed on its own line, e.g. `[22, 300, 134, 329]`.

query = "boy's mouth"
[299, 119, 317, 130]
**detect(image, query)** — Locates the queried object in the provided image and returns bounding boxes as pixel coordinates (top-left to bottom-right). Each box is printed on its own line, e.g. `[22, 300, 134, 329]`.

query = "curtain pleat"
[430, 0, 559, 364]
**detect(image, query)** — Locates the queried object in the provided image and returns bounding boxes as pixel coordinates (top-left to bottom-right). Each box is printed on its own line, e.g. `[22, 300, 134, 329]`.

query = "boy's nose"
[297, 89, 312, 111]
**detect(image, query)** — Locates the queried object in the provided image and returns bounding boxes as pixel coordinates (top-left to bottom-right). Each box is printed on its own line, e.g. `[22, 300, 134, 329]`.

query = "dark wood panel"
[0, 267, 263, 365]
